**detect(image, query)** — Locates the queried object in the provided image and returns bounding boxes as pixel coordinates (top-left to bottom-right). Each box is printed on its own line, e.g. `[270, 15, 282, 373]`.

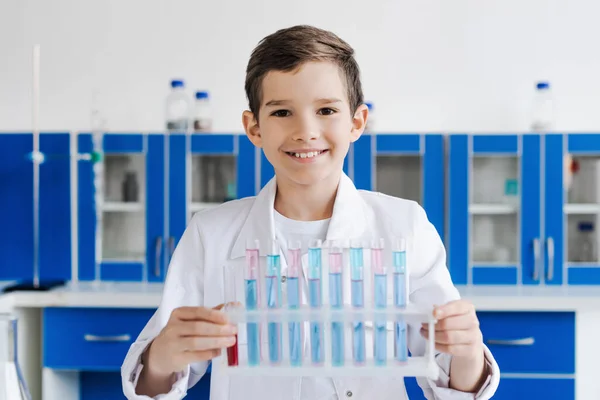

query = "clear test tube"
[222, 264, 239, 367]
[308, 239, 324, 365]
[328, 241, 345, 367]
[266, 240, 282, 364]
[393, 238, 408, 363]
[287, 240, 303, 366]
[371, 238, 387, 365]
[245, 239, 261, 366]
[350, 240, 366, 365]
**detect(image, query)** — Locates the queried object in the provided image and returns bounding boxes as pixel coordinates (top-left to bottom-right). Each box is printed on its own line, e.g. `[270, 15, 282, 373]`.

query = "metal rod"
[32, 44, 40, 289]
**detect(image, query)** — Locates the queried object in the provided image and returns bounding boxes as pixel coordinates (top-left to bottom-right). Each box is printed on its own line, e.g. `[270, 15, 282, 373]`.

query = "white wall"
[2, 0, 600, 133]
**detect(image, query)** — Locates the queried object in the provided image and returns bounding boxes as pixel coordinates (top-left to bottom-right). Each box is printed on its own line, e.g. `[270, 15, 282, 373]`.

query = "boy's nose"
[291, 116, 320, 142]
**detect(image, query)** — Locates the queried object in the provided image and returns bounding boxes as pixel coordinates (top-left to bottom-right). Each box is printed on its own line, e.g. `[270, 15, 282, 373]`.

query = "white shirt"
[121, 173, 500, 400]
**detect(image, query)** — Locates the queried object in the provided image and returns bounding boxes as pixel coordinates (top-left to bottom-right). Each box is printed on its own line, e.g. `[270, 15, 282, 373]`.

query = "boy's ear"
[350, 103, 369, 143]
[242, 110, 262, 147]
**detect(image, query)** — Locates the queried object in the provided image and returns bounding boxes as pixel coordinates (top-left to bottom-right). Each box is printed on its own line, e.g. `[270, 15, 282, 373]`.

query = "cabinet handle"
[154, 237, 163, 277]
[168, 236, 175, 262]
[547, 237, 555, 281]
[486, 337, 535, 346]
[84, 334, 131, 342]
[532, 238, 540, 281]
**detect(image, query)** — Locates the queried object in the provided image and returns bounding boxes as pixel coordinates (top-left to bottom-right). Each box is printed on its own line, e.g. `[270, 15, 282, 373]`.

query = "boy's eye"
[271, 110, 290, 117]
[318, 108, 336, 116]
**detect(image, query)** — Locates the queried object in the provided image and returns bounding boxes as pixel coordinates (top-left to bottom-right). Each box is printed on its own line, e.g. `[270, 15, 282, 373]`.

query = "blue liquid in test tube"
[266, 242, 282, 364]
[287, 241, 303, 366]
[329, 243, 344, 367]
[245, 239, 261, 366]
[350, 241, 366, 365]
[393, 238, 408, 363]
[308, 239, 324, 365]
[372, 238, 387, 366]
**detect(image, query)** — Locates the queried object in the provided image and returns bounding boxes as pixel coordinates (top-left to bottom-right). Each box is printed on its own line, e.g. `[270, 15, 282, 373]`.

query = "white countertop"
[2, 281, 600, 311]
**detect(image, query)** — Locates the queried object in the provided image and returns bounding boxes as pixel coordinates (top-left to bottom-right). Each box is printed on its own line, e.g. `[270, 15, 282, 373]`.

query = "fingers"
[421, 327, 481, 345]
[173, 306, 229, 324]
[183, 349, 223, 363]
[179, 335, 237, 352]
[431, 343, 477, 358]
[423, 314, 479, 331]
[178, 321, 237, 337]
[434, 300, 474, 319]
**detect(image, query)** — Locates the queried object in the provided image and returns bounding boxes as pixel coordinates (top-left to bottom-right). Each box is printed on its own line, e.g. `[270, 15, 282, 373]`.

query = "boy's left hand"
[420, 299, 484, 359]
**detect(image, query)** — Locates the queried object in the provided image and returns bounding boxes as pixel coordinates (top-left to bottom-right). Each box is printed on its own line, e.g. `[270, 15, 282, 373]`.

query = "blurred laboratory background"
[2, 1, 600, 399]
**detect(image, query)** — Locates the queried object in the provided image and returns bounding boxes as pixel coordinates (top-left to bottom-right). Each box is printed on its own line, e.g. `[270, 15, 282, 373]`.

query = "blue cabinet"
[353, 134, 445, 241]
[78, 134, 164, 282]
[79, 133, 256, 283]
[0, 133, 71, 283]
[448, 135, 541, 285]
[449, 133, 600, 286]
[546, 133, 600, 285]
[44, 307, 211, 399]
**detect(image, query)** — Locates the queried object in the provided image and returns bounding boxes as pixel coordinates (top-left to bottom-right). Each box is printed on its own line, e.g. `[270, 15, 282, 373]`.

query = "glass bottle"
[0, 314, 31, 400]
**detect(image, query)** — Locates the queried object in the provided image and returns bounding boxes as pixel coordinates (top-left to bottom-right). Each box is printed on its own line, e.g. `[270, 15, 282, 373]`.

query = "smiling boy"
[122, 25, 500, 400]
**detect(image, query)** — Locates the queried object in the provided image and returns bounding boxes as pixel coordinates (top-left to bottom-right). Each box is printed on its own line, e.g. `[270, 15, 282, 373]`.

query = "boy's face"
[243, 61, 367, 188]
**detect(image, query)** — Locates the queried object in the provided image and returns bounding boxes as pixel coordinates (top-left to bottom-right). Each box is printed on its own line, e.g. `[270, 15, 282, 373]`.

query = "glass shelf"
[102, 153, 146, 263]
[471, 214, 519, 264]
[104, 154, 145, 204]
[375, 155, 422, 204]
[471, 156, 519, 207]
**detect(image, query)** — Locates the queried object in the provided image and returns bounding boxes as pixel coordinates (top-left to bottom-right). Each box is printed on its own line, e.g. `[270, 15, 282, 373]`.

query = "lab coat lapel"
[229, 172, 369, 261]
[229, 177, 278, 260]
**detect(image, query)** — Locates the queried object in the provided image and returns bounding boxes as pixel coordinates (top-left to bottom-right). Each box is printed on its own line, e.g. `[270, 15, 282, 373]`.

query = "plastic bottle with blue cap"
[165, 79, 190, 133]
[531, 81, 554, 132]
[193, 90, 213, 132]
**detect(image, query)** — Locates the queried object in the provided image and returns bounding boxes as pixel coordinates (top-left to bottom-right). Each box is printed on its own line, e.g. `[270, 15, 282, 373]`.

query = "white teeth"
[292, 151, 321, 158]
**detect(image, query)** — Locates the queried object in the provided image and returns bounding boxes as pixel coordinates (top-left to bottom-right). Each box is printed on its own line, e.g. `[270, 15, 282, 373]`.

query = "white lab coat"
[121, 173, 500, 400]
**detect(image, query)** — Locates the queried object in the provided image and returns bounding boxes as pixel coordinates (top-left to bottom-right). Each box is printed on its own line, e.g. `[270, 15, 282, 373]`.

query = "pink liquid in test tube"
[245, 239, 260, 366]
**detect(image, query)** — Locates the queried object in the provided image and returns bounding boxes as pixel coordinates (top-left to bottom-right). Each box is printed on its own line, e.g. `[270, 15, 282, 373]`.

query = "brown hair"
[244, 25, 364, 119]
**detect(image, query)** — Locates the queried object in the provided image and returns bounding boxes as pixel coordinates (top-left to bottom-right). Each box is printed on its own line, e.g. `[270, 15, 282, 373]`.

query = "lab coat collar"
[229, 172, 368, 259]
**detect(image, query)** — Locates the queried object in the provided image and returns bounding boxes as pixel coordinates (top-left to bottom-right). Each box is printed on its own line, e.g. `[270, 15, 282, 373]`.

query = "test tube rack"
[219, 304, 438, 379]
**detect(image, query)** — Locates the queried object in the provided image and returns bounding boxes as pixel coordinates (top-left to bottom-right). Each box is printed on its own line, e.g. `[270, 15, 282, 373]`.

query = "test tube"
[372, 238, 387, 366]
[328, 241, 345, 367]
[287, 240, 303, 366]
[222, 264, 239, 367]
[245, 239, 261, 366]
[308, 239, 324, 365]
[266, 240, 282, 364]
[350, 240, 366, 365]
[393, 238, 408, 363]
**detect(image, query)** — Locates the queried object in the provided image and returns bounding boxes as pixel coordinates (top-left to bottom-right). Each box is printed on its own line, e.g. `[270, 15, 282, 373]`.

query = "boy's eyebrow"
[264, 99, 291, 107]
[264, 98, 343, 107]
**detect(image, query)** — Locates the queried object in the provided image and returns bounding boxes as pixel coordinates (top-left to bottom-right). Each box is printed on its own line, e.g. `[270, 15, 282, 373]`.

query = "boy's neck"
[273, 172, 340, 221]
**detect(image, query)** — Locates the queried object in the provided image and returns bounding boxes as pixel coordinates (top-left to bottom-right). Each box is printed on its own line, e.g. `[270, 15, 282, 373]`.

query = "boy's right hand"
[145, 305, 237, 377]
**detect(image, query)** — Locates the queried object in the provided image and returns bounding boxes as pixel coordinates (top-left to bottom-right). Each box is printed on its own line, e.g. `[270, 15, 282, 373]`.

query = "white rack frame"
[218, 304, 438, 379]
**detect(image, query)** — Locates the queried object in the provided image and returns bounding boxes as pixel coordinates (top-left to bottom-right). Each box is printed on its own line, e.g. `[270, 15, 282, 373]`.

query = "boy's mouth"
[284, 149, 328, 159]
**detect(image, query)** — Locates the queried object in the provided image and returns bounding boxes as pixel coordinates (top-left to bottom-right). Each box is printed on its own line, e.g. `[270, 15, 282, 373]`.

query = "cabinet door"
[188, 134, 251, 219]
[353, 134, 445, 242]
[493, 377, 574, 400]
[449, 135, 539, 285]
[78, 134, 159, 282]
[0, 133, 34, 280]
[0, 133, 71, 283]
[547, 133, 600, 285]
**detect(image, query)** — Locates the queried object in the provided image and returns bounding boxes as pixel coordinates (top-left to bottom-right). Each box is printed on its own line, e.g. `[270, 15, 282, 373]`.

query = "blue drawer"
[478, 312, 575, 374]
[44, 308, 155, 371]
[494, 378, 574, 400]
